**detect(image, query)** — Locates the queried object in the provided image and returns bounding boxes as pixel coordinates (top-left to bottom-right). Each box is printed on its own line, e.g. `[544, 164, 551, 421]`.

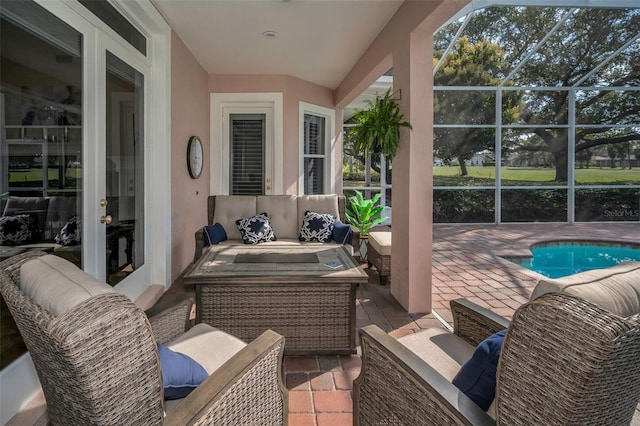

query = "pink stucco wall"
[209, 74, 338, 194]
[171, 31, 210, 282]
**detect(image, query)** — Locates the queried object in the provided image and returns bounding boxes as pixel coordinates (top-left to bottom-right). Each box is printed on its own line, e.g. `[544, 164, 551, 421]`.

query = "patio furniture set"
[0, 194, 638, 424]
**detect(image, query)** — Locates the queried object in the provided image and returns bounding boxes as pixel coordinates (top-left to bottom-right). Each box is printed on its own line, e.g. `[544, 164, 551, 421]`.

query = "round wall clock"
[187, 136, 203, 179]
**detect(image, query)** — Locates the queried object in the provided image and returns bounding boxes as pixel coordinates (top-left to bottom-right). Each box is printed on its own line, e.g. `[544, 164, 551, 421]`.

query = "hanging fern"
[348, 88, 413, 159]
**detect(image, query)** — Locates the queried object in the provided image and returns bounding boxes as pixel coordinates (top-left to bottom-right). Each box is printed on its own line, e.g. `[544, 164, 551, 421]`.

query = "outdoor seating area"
[4, 222, 640, 425]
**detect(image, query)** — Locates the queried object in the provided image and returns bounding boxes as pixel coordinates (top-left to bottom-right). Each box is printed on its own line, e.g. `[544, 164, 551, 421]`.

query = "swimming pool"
[508, 241, 640, 279]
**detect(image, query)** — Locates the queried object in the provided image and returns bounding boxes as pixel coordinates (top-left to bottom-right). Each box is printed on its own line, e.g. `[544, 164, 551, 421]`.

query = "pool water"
[513, 243, 640, 279]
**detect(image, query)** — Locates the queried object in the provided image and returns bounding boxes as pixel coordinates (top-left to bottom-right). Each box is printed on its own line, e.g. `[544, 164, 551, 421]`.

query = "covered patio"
[2, 0, 639, 422]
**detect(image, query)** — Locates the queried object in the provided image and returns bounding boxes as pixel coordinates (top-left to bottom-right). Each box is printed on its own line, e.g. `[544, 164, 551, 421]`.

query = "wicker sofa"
[354, 265, 640, 425]
[0, 251, 288, 425]
[194, 194, 351, 261]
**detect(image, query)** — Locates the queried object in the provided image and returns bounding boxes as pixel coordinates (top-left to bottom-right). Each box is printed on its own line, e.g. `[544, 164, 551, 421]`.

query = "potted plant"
[345, 190, 388, 237]
[345, 190, 388, 262]
[348, 88, 412, 160]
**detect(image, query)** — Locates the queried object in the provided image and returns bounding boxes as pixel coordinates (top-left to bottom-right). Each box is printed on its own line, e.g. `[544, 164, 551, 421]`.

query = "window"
[303, 114, 326, 194]
[299, 102, 334, 195]
[79, 0, 146, 55]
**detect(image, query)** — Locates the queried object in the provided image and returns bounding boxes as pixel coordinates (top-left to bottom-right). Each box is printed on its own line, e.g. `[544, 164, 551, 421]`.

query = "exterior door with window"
[224, 108, 273, 195]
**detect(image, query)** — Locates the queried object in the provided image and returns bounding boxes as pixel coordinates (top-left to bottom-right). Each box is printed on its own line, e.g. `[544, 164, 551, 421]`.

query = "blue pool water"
[514, 243, 640, 278]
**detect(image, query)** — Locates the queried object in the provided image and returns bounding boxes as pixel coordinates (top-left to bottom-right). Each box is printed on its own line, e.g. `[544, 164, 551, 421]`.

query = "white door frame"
[210, 93, 283, 195]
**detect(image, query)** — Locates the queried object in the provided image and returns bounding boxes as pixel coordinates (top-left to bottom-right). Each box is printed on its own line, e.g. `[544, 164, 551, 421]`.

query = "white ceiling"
[151, 0, 403, 90]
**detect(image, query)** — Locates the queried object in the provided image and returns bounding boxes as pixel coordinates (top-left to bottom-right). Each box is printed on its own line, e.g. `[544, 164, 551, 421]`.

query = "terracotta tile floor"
[9, 222, 640, 425]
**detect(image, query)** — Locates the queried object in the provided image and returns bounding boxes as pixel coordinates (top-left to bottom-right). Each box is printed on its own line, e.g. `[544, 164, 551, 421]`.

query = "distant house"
[594, 155, 639, 168]
[465, 150, 493, 166]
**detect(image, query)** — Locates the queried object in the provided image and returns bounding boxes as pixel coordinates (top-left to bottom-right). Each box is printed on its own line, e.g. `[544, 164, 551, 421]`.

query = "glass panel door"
[104, 51, 144, 285]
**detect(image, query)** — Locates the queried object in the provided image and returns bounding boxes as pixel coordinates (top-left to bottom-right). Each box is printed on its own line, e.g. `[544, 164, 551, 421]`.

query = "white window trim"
[211, 93, 283, 195]
[298, 102, 335, 195]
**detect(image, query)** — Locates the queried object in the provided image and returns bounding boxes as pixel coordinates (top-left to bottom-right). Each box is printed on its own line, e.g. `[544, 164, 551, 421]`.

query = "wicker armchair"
[0, 251, 288, 425]
[354, 293, 640, 425]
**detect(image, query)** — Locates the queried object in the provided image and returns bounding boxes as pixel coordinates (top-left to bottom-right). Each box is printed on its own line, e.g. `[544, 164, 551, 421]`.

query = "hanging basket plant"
[348, 88, 413, 160]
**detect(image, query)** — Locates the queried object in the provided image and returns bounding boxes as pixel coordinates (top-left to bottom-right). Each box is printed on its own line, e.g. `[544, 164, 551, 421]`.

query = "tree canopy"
[434, 6, 640, 181]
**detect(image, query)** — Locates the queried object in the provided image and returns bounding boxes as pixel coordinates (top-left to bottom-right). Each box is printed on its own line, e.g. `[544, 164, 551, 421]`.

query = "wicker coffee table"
[184, 244, 368, 355]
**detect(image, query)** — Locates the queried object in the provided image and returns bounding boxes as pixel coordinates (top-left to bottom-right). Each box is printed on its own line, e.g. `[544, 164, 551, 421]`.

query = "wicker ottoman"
[367, 232, 391, 285]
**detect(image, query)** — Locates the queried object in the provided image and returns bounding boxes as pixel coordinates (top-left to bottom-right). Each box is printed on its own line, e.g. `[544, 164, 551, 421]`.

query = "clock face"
[187, 136, 203, 179]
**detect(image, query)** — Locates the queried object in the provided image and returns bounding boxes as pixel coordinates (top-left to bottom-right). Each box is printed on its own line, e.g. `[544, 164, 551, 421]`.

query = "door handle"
[100, 198, 108, 207]
[100, 215, 112, 225]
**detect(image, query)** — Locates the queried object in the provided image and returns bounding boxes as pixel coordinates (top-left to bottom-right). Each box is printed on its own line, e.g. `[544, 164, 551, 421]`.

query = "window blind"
[230, 114, 265, 195]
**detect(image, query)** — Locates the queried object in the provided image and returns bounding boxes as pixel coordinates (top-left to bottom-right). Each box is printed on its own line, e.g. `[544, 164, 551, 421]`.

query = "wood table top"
[185, 244, 367, 284]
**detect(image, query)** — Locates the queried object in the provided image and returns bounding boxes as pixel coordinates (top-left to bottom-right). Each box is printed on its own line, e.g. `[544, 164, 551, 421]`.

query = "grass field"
[345, 166, 640, 188]
[433, 166, 639, 186]
[8, 168, 81, 188]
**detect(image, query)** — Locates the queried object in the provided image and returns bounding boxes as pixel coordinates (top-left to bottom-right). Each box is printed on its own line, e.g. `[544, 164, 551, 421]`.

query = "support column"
[390, 29, 433, 313]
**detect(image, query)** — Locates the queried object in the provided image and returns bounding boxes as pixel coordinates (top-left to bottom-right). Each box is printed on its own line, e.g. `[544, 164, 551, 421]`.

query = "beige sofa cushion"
[398, 328, 475, 381]
[399, 327, 497, 418]
[297, 195, 340, 231]
[368, 232, 391, 256]
[20, 254, 113, 316]
[212, 196, 257, 241]
[530, 261, 640, 317]
[257, 195, 299, 239]
[164, 323, 248, 413]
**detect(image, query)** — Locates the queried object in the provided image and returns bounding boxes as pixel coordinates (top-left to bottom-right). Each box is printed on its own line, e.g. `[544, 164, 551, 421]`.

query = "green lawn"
[433, 166, 640, 186]
[8, 168, 81, 188]
[345, 166, 639, 187]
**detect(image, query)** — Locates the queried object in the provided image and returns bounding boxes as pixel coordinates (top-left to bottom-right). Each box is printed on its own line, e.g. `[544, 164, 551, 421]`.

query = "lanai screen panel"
[432, 5, 640, 224]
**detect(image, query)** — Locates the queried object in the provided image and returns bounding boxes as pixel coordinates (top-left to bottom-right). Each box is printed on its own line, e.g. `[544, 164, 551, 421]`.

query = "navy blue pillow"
[54, 215, 81, 246]
[299, 211, 336, 243]
[332, 220, 353, 245]
[203, 223, 227, 246]
[157, 342, 208, 400]
[0, 214, 34, 246]
[452, 329, 506, 411]
[236, 213, 276, 244]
